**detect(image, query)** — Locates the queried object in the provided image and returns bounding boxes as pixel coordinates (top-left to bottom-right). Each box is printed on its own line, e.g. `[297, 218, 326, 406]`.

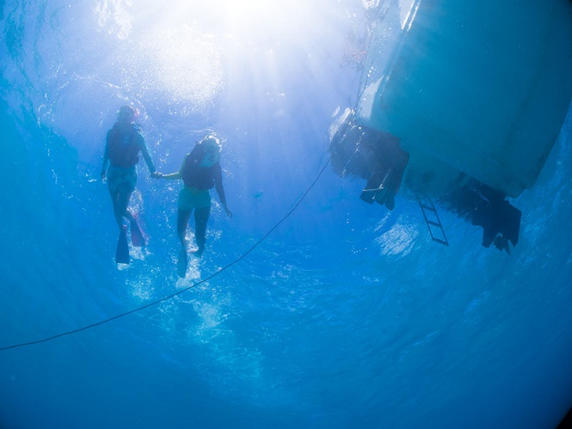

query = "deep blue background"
[1, 1, 571, 428]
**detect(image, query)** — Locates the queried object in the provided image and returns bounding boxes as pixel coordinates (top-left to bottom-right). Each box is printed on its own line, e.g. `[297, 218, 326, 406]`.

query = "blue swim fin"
[130, 216, 147, 247]
[115, 228, 130, 264]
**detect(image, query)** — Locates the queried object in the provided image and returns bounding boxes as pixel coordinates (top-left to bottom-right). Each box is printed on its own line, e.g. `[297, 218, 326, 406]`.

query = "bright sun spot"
[141, 26, 223, 104]
[97, 0, 322, 103]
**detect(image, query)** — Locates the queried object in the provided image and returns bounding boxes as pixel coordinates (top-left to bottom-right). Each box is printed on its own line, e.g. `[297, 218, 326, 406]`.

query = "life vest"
[107, 123, 141, 168]
[181, 146, 218, 190]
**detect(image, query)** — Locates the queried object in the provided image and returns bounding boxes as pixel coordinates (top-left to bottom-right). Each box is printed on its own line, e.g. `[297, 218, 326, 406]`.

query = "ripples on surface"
[0, 1, 571, 428]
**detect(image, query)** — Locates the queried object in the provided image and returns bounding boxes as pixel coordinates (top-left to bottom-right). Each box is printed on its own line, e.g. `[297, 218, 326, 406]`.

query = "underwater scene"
[1, 1, 571, 428]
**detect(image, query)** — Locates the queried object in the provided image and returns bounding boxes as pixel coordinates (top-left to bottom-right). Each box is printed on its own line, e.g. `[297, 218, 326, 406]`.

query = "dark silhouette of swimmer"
[101, 105, 157, 263]
[442, 180, 521, 253]
[330, 108, 409, 210]
[154, 134, 231, 277]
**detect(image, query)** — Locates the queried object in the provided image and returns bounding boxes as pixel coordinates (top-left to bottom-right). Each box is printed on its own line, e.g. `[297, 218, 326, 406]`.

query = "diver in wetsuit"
[101, 105, 157, 263]
[154, 134, 231, 276]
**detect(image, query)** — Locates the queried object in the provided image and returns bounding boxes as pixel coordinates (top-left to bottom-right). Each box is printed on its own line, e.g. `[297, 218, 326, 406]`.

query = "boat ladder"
[417, 196, 448, 246]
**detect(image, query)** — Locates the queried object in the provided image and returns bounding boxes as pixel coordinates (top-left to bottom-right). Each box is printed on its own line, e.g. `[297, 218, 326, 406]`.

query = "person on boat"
[101, 105, 157, 263]
[154, 134, 231, 276]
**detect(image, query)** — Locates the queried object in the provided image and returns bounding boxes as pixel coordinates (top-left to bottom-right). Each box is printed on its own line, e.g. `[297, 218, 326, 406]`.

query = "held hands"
[152, 171, 181, 180]
[150, 169, 231, 216]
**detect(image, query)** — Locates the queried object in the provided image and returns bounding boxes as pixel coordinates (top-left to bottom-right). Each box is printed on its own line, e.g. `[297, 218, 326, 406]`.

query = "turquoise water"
[1, 1, 571, 428]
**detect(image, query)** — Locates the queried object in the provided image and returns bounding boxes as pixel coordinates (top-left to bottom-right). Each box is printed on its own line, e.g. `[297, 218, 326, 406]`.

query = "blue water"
[1, 1, 571, 428]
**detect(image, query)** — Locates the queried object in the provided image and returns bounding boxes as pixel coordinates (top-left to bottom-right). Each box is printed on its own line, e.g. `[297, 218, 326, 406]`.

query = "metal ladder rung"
[420, 204, 436, 212]
[417, 195, 449, 246]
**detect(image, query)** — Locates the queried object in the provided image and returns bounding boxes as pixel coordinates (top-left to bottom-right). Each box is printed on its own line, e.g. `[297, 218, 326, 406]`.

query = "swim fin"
[130, 216, 147, 247]
[177, 249, 188, 278]
[115, 228, 130, 264]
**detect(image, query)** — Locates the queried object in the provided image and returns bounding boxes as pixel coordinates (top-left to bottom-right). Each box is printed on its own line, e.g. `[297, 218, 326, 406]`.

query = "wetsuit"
[103, 122, 155, 194]
[178, 146, 227, 251]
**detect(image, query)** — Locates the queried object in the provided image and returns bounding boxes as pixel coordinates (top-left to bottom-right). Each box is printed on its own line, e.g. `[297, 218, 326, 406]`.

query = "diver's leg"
[109, 187, 125, 230]
[194, 206, 210, 256]
[109, 185, 132, 263]
[176, 209, 192, 277]
[177, 209, 192, 250]
[113, 187, 134, 230]
[122, 180, 137, 223]
[124, 208, 135, 222]
[108, 182, 121, 229]
[108, 170, 135, 230]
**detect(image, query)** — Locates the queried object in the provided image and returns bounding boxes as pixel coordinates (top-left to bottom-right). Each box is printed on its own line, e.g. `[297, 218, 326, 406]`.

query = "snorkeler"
[101, 105, 157, 264]
[154, 134, 231, 277]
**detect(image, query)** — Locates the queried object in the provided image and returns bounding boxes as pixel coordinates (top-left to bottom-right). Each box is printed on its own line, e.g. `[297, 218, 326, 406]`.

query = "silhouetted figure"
[330, 108, 409, 210]
[154, 134, 231, 277]
[101, 105, 157, 264]
[442, 180, 521, 253]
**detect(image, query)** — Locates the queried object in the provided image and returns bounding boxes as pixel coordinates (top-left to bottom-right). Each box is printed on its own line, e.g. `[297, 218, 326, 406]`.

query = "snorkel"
[117, 105, 138, 124]
[198, 134, 222, 167]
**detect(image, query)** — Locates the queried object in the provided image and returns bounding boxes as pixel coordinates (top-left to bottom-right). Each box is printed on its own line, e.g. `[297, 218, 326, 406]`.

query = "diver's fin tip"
[115, 229, 130, 264]
[130, 216, 147, 247]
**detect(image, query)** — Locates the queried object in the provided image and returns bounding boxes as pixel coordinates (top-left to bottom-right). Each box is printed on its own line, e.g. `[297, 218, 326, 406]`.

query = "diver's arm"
[156, 172, 181, 180]
[138, 135, 156, 175]
[153, 159, 184, 180]
[214, 164, 232, 217]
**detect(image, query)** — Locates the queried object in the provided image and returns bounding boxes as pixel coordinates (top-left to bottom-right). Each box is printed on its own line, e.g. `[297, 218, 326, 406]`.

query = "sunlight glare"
[97, 0, 328, 103]
[141, 25, 223, 105]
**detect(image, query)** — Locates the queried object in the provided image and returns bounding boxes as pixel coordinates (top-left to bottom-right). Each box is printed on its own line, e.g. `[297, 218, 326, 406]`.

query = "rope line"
[0, 159, 331, 352]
